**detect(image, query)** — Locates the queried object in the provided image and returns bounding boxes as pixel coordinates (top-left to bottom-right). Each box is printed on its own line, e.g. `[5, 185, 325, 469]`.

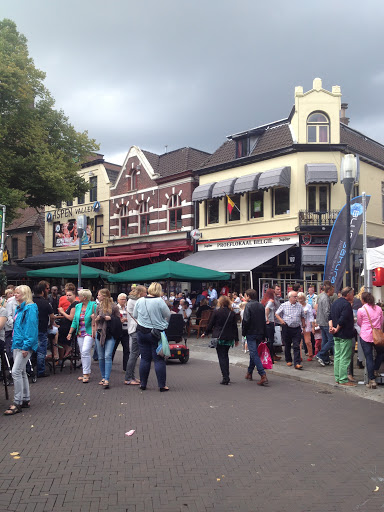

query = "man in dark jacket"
[33, 281, 55, 378]
[242, 289, 268, 386]
[329, 287, 355, 387]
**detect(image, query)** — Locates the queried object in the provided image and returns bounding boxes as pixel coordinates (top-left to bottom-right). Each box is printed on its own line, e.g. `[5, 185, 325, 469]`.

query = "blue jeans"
[246, 335, 266, 377]
[360, 338, 375, 381]
[137, 330, 166, 388]
[37, 332, 48, 376]
[95, 337, 115, 381]
[318, 326, 334, 363]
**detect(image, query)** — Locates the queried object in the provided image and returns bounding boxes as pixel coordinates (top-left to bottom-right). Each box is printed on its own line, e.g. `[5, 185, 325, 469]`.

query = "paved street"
[1, 347, 384, 512]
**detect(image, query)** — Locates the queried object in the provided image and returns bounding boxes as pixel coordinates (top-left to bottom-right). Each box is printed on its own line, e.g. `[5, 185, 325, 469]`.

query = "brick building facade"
[86, 145, 210, 272]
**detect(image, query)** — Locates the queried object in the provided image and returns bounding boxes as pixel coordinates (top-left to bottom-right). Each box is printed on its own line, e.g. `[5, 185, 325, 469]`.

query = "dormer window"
[236, 138, 250, 158]
[307, 112, 329, 143]
[236, 135, 259, 158]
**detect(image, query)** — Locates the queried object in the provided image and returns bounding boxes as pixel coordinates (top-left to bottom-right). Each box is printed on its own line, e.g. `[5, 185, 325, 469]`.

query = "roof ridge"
[340, 123, 384, 151]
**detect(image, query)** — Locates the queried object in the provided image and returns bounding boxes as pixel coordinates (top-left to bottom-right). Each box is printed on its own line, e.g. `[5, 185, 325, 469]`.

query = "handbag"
[364, 306, 384, 346]
[209, 310, 232, 348]
[143, 299, 163, 341]
[156, 331, 171, 359]
[257, 342, 273, 369]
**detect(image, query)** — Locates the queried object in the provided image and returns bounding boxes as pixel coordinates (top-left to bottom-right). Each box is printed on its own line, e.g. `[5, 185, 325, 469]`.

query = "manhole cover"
[317, 390, 332, 394]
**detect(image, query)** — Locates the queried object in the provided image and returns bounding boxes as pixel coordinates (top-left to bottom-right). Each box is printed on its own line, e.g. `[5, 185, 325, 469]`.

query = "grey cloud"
[2, 0, 384, 163]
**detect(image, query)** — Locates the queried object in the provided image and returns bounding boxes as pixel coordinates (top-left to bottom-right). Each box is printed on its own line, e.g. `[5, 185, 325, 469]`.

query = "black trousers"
[266, 322, 276, 360]
[216, 345, 230, 381]
[283, 325, 302, 366]
[112, 330, 130, 371]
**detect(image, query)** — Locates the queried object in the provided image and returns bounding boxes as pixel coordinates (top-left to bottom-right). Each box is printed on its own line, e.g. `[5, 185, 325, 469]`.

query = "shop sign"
[197, 234, 299, 251]
[301, 234, 329, 246]
[50, 204, 94, 221]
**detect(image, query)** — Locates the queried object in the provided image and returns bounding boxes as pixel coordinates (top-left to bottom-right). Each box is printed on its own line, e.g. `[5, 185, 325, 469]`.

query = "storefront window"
[274, 188, 290, 215]
[207, 198, 219, 224]
[249, 191, 263, 218]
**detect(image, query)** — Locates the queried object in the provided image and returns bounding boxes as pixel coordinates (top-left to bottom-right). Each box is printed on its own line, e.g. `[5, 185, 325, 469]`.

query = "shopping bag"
[257, 342, 273, 369]
[156, 331, 171, 359]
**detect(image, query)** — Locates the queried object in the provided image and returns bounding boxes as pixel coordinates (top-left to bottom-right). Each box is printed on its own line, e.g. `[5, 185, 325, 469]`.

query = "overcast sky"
[3, 0, 384, 165]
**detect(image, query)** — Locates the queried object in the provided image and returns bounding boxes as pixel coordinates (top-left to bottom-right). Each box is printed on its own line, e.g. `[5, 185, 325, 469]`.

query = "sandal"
[21, 401, 30, 408]
[98, 379, 105, 385]
[78, 375, 85, 381]
[4, 403, 22, 415]
[159, 386, 169, 392]
[103, 381, 110, 389]
[82, 376, 90, 383]
[125, 380, 140, 385]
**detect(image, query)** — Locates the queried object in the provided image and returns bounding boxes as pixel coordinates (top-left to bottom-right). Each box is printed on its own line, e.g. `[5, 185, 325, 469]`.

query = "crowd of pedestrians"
[1, 278, 383, 416]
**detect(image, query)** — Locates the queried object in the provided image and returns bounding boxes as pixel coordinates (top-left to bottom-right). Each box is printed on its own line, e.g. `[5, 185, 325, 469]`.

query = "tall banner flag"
[324, 195, 370, 291]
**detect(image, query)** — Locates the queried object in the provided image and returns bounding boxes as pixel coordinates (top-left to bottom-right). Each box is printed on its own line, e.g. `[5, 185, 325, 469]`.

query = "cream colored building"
[41, 154, 120, 266]
[181, 78, 384, 296]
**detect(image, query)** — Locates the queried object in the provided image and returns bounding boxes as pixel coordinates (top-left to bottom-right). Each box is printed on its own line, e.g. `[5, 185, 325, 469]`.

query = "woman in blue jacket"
[4, 285, 38, 415]
[67, 289, 96, 383]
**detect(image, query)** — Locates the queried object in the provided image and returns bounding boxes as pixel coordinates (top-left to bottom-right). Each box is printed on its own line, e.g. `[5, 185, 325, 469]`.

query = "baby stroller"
[1, 348, 37, 389]
[165, 314, 189, 364]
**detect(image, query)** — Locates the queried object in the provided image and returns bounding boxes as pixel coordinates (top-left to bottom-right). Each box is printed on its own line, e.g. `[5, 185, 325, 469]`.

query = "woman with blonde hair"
[133, 282, 171, 391]
[67, 289, 96, 384]
[297, 292, 315, 361]
[4, 285, 38, 415]
[94, 288, 120, 389]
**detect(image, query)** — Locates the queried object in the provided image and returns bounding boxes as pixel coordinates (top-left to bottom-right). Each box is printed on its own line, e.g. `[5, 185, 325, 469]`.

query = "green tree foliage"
[0, 19, 99, 222]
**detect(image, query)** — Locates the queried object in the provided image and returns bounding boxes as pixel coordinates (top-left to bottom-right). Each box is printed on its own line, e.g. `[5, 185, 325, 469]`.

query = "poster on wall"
[54, 218, 94, 247]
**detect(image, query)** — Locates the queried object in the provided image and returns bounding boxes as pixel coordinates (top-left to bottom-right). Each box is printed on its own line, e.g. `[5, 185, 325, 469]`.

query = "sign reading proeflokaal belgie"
[197, 233, 299, 251]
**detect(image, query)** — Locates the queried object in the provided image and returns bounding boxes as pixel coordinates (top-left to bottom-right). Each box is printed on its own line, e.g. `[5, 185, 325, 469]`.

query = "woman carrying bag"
[67, 289, 96, 384]
[201, 295, 239, 385]
[94, 288, 121, 389]
[133, 282, 171, 392]
[357, 292, 384, 389]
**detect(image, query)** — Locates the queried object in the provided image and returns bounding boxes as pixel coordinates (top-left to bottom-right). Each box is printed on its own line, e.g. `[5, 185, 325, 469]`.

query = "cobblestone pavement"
[189, 337, 384, 404]
[1, 348, 384, 512]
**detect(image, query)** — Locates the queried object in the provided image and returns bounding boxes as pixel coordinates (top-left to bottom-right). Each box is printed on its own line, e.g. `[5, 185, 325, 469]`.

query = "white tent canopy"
[366, 244, 384, 270]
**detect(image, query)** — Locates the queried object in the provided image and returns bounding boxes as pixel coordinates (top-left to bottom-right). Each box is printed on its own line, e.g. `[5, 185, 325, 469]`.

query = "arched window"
[307, 112, 329, 143]
[139, 201, 149, 234]
[119, 205, 129, 237]
[168, 194, 182, 231]
[129, 170, 137, 191]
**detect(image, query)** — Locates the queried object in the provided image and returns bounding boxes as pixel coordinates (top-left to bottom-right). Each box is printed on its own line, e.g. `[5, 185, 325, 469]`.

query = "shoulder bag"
[209, 310, 232, 348]
[364, 306, 384, 346]
[143, 298, 162, 341]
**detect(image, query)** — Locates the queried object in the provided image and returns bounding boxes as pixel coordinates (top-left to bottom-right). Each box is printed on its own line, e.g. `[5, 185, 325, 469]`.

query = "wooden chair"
[189, 309, 212, 338]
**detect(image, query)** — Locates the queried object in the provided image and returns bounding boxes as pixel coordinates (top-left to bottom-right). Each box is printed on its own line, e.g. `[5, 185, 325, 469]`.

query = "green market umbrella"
[27, 264, 111, 279]
[108, 259, 230, 283]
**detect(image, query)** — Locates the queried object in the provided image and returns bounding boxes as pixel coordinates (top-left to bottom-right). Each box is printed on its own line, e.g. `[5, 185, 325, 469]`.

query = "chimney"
[340, 102, 350, 125]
